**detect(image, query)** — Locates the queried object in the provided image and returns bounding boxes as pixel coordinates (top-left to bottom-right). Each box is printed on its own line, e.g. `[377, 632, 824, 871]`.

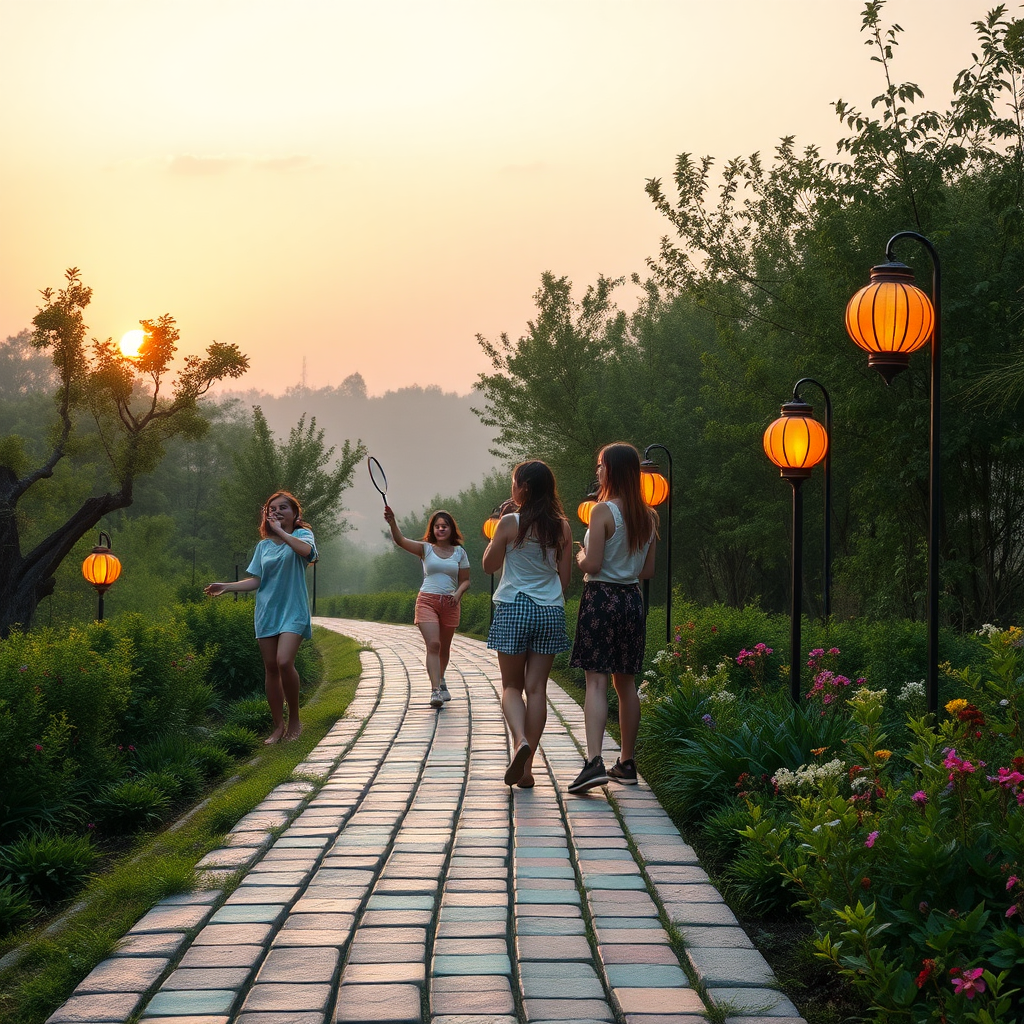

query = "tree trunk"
[0, 466, 133, 637]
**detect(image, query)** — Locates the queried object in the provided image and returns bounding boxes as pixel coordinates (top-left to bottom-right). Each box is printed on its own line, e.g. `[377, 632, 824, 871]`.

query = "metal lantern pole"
[793, 378, 833, 621]
[644, 444, 673, 645]
[788, 479, 805, 703]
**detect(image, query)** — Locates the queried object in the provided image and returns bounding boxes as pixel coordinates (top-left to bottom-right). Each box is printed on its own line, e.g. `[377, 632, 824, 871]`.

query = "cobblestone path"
[47, 619, 804, 1024]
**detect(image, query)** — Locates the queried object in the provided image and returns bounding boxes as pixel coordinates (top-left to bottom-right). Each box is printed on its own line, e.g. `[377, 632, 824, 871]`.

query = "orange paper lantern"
[845, 262, 934, 383]
[82, 542, 121, 592]
[763, 401, 828, 479]
[640, 464, 669, 506]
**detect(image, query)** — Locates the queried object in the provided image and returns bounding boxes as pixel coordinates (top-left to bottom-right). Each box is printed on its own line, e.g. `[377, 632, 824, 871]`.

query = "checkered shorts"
[487, 592, 570, 656]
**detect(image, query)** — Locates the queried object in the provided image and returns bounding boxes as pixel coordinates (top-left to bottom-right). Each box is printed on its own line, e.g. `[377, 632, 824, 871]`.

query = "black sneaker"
[606, 757, 637, 785]
[568, 756, 609, 794]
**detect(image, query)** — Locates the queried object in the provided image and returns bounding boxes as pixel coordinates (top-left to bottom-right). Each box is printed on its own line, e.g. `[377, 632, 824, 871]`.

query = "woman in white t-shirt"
[384, 506, 470, 708]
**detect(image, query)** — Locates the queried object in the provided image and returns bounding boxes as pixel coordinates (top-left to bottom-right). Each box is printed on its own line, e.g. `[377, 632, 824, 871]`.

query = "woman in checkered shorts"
[482, 461, 572, 788]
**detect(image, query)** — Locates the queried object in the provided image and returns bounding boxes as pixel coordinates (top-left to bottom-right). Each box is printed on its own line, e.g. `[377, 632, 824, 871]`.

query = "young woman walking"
[567, 443, 657, 793]
[383, 506, 471, 708]
[204, 490, 317, 743]
[483, 461, 572, 788]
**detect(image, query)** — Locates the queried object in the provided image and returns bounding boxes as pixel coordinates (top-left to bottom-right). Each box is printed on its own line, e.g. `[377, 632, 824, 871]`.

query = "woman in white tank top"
[483, 461, 572, 788]
[567, 443, 657, 793]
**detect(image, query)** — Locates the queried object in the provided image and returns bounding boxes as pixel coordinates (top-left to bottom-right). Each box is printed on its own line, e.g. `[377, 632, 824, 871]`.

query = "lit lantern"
[577, 499, 597, 526]
[844, 261, 934, 383]
[82, 532, 121, 622]
[763, 400, 829, 479]
[482, 515, 500, 539]
[640, 462, 670, 506]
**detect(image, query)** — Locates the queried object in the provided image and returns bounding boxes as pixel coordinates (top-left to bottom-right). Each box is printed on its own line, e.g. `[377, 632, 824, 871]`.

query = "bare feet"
[284, 723, 303, 742]
[264, 724, 286, 745]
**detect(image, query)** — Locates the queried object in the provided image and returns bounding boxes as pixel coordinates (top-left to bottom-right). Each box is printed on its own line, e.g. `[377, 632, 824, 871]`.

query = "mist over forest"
[219, 375, 500, 549]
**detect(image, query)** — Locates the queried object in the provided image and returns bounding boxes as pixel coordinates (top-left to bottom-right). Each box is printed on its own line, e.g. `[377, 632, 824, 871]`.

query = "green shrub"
[89, 615, 214, 743]
[96, 779, 170, 834]
[0, 831, 99, 906]
[212, 725, 260, 759]
[191, 742, 234, 782]
[225, 694, 273, 733]
[0, 881, 33, 935]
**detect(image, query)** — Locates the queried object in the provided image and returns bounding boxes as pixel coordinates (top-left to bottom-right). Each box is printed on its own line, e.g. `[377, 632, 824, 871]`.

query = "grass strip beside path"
[0, 627, 363, 1024]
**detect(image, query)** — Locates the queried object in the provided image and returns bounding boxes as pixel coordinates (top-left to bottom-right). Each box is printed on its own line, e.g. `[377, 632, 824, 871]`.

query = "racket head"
[367, 456, 388, 499]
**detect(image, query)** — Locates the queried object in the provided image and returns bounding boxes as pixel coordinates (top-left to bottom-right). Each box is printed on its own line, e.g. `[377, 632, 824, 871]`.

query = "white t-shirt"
[419, 542, 470, 596]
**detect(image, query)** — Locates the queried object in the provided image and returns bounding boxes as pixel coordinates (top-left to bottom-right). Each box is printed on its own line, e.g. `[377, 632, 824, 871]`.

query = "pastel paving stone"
[521, 997, 615, 1022]
[709, 988, 802, 1017]
[141, 989, 236, 1016]
[335, 981, 422, 1023]
[161, 968, 251, 990]
[612, 988, 707, 1014]
[687, 946, 775, 988]
[240, 982, 332, 1012]
[47, 993, 144, 1023]
[67, 957, 161, 993]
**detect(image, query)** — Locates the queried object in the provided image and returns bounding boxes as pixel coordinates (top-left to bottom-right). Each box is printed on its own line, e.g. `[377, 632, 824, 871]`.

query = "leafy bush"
[0, 881, 33, 936]
[212, 725, 260, 759]
[0, 831, 99, 906]
[191, 742, 234, 782]
[95, 779, 170, 834]
[89, 615, 214, 743]
[225, 694, 273, 733]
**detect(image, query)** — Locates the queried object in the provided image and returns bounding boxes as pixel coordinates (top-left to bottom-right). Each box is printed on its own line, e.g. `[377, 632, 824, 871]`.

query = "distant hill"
[218, 374, 500, 548]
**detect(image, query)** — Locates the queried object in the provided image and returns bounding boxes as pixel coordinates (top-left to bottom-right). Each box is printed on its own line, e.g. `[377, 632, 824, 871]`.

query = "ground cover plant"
[0, 601, 322, 934]
[639, 611, 1024, 1023]
[0, 626, 362, 1024]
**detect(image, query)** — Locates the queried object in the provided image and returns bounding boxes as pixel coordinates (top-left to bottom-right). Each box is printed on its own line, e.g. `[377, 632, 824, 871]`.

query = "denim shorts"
[487, 592, 570, 656]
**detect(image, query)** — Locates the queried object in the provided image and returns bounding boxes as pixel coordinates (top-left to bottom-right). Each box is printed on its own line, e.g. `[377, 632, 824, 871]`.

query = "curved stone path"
[47, 619, 804, 1024]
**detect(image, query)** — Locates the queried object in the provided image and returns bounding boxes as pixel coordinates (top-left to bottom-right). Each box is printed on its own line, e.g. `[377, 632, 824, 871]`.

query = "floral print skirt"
[569, 580, 646, 674]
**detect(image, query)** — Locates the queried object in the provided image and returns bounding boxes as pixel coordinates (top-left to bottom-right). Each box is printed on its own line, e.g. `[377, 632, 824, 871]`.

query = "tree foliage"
[218, 406, 366, 556]
[475, 2, 1024, 629]
[0, 269, 250, 636]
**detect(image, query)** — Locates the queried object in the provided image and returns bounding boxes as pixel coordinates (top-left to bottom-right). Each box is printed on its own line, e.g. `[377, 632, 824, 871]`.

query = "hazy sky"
[0, 0, 998, 397]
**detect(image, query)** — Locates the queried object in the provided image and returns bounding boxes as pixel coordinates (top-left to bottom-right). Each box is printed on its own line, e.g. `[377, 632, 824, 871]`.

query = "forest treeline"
[2, 2, 1022, 633]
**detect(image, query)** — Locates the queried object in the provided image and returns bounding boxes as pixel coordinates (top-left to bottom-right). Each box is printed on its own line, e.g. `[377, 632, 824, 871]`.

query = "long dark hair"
[598, 443, 658, 554]
[512, 460, 567, 558]
[260, 490, 305, 539]
[423, 510, 464, 546]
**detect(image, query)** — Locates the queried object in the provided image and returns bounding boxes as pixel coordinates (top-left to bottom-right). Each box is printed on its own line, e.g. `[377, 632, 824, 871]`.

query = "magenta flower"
[1007, 906, 1018, 919]
[1007, 876, 1018, 891]
[988, 767, 1024, 790]
[865, 830, 879, 848]
[950, 967, 986, 999]
[912, 791, 927, 806]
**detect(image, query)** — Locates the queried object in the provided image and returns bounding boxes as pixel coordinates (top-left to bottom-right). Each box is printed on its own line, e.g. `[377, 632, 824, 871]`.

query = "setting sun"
[118, 329, 145, 358]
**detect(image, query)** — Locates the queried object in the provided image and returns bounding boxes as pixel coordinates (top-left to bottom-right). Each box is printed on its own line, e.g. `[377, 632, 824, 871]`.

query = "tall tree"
[0, 269, 250, 636]
[219, 406, 366, 556]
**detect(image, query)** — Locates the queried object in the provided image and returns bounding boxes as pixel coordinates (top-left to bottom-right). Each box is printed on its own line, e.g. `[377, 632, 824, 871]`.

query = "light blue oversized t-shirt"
[246, 527, 318, 639]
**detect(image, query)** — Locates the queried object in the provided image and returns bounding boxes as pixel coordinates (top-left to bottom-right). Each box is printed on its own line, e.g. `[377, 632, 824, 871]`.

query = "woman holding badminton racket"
[383, 504, 471, 708]
[204, 490, 317, 743]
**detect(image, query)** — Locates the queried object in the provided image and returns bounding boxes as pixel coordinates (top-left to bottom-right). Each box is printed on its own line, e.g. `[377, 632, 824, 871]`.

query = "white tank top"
[584, 502, 653, 585]
[420, 543, 470, 596]
[492, 514, 564, 607]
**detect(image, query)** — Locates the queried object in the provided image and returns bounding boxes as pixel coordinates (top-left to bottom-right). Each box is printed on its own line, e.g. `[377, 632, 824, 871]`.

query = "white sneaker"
[439, 681, 451, 703]
[430, 689, 444, 708]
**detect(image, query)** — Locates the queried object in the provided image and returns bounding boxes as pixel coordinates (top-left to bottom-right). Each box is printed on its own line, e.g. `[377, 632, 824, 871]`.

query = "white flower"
[898, 681, 925, 704]
[977, 623, 1002, 637]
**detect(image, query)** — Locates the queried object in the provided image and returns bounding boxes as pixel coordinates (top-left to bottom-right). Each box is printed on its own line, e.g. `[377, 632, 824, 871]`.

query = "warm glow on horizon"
[0, 1, 995, 397]
[118, 329, 145, 358]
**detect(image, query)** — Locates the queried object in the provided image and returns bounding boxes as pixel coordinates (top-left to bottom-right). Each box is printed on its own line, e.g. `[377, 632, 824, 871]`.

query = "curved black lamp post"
[764, 401, 829, 702]
[82, 531, 122, 623]
[642, 444, 673, 645]
[845, 232, 940, 714]
[233, 551, 247, 603]
[793, 378, 833, 621]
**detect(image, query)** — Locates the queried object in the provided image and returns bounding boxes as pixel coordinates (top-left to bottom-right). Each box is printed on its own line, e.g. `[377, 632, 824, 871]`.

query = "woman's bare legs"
[417, 622, 442, 692]
[438, 624, 457, 679]
[498, 651, 554, 780]
[612, 673, 640, 762]
[583, 670, 610, 761]
[258, 636, 286, 743]
[276, 632, 303, 739]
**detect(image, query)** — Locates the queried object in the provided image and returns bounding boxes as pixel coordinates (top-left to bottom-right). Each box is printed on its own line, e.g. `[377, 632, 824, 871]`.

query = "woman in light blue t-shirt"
[204, 490, 317, 744]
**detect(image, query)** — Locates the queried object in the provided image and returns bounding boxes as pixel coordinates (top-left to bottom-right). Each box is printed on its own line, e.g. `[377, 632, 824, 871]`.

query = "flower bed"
[640, 616, 1024, 1022]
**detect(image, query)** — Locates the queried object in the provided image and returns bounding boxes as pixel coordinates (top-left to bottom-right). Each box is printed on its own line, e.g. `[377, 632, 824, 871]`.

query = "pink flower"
[912, 791, 927, 806]
[1007, 876, 1018, 891]
[988, 767, 1024, 790]
[950, 966, 986, 1000]
[1007, 906, 1018, 918]
[865, 831, 879, 848]
[34, 744, 43, 753]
